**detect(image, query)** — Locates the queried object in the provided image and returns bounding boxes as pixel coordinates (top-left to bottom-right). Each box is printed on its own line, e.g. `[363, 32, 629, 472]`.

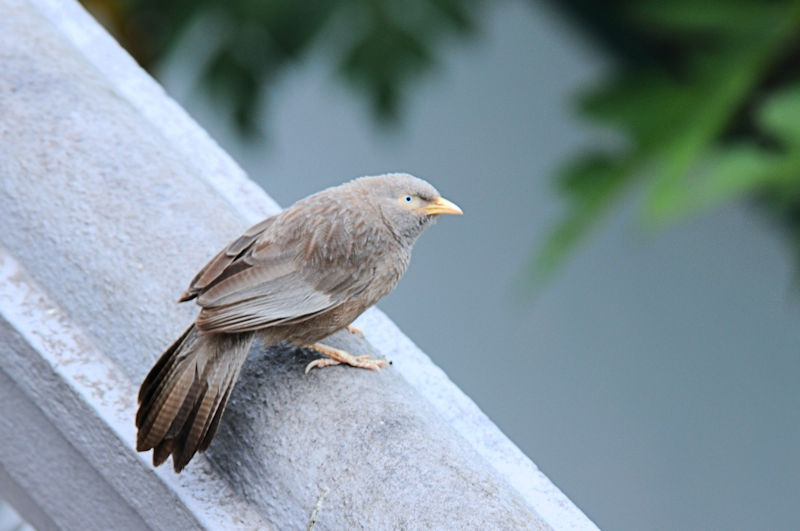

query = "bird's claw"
[304, 357, 339, 373]
[351, 355, 389, 370]
[345, 325, 365, 337]
[304, 343, 389, 374]
[304, 355, 389, 374]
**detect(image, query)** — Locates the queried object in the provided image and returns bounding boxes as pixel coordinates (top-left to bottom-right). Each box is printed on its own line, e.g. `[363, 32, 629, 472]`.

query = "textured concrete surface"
[0, 249, 272, 531]
[0, 498, 35, 531]
[0, 0, 595, 528]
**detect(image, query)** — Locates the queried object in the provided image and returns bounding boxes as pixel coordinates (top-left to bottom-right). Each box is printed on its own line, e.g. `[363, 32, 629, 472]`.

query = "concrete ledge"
[0, 0, 596, 528]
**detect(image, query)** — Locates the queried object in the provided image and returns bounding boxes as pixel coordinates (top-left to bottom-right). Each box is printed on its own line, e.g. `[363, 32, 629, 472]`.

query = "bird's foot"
[345, 325, 365, 337]
[304, 343, 388, 374]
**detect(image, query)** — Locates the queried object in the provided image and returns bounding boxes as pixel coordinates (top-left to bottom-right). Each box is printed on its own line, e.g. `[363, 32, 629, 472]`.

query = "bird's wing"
[191, 216, 375, 334]
[179, 217, 275, 302]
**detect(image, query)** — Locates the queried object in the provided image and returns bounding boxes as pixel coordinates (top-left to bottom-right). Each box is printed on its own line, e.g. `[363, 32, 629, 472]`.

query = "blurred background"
[75, 0, 800, 529]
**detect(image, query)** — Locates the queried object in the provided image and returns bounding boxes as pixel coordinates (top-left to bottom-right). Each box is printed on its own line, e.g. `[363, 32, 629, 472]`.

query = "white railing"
[0, 0, 597, 528]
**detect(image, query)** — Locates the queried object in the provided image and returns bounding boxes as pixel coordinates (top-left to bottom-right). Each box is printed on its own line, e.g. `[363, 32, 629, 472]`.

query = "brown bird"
[135, 173, 462, 472]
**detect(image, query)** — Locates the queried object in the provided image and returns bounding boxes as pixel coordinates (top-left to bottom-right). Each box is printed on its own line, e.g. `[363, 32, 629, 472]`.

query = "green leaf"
[633, 0, 781, 35]
[581, 74, 702, 151]
[643, 30, 789, 224]
[759, 84, 800, 147]
[649, 146, 799, 221]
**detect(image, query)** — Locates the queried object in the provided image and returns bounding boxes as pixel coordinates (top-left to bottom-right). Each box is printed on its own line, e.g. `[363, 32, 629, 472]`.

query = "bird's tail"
[135, 324, 254, 472]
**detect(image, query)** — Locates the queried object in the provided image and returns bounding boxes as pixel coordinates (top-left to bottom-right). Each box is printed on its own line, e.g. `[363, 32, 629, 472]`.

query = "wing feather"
[195, 273, 334, 332]
[184, 206, 380, 334]
[179, 217, 274, 302]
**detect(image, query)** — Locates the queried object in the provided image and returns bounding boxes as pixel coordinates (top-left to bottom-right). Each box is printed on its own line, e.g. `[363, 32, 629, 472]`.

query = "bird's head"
[352, 173, 463, 244]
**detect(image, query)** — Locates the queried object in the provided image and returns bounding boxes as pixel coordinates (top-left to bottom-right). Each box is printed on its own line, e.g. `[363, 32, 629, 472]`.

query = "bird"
[135, 173, 462, 472]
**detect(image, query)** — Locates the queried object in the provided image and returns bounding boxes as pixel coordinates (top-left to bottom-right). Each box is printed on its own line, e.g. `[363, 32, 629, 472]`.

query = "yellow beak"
[423, 196, 463, 216]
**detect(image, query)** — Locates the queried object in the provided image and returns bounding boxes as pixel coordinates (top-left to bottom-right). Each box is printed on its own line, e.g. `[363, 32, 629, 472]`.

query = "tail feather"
[199, 385, 234, 452]
[183, 360, 232, 456]
[136, 324, 254, 472]
[136, 326, 189, 426]
[139, 366, 197, 450]
[139, 346, 207, 444]
[152, 439, 173, 467]
[172, 368, 225, 468]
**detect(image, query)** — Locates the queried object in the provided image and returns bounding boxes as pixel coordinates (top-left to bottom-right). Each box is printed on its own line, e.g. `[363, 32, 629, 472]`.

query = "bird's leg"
[345, 325, 365, 337]
[304, 343, 388, 374]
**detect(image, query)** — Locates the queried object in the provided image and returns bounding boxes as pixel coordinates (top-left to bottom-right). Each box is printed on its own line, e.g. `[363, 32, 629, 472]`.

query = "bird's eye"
[403, 195, 414, 203]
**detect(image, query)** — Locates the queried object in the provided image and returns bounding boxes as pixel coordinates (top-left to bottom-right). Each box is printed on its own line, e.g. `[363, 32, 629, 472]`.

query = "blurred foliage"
[83, 0, 800, 286]
[81, 0, 476, 134]
[533, 0, 800, 285]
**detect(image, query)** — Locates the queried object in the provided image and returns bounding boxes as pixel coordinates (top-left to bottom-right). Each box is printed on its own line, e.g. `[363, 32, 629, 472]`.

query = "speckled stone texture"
[0, 0, 594, 529]
[211, 338, 538, 529]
